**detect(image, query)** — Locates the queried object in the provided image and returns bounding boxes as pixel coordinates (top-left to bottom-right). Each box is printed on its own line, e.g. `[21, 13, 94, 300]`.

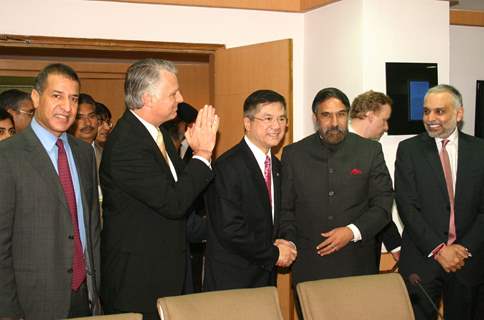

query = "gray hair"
[124, 59, 177, 110]
[424, 84, 463, 109]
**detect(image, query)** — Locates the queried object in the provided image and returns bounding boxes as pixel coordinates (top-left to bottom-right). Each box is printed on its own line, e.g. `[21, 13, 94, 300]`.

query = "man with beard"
[395, 84, 484, 320]
[279, 87, 393, 289]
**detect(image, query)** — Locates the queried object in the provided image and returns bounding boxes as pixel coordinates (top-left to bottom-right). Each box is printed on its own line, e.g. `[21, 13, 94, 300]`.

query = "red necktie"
[439, 139, 456, 244]
[264, 155, 272, 205]
[56, 139, 86, 290]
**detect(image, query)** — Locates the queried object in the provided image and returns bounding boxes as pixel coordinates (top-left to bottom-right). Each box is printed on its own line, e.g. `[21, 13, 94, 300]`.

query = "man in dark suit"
[0, 63, 101, 319]
[279, 87, 393, 286]
[349, 90, 402, 266]
[203, 90, 297, 291]
[100, 59, 219, 320]
[395, 84, 484, 320]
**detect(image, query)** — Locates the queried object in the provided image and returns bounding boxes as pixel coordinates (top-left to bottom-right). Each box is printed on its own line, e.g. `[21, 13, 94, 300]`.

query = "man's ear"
[456, 107, 464, 123]
[243, 116, 251, 132]
[31, 89, 40, 110]
[366, 111, 375, 122]
[141, 91, 152, 108]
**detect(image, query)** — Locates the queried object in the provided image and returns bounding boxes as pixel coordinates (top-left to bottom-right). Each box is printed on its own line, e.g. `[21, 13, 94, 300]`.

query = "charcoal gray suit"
[0, 126, 101, 319]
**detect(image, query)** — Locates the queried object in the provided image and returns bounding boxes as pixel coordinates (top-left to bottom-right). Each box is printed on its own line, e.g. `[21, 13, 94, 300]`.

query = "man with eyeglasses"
[204, 89, 297, 291]
[279, 88, 392, 301]
[0, 89, 35, 133]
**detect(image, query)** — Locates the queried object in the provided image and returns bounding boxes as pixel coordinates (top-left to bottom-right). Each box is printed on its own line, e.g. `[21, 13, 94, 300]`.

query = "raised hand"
[185, 104, 220, 161]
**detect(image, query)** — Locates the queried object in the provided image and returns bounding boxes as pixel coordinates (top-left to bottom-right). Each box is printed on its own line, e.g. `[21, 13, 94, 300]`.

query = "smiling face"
[73, 102, 99, 143]
[423, 92, 463, 139]
[244, 102, 287, 154]
[31, 73, 79, 137]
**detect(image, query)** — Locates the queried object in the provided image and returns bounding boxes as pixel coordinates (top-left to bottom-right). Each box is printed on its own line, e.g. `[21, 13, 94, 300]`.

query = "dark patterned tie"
[264, 155, 272, 205]
[56, 139, 86, 290]
[439, 139, 456, 244]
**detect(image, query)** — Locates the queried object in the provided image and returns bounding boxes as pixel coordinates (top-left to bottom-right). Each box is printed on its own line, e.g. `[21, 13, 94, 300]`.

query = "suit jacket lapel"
[455, 132, 471, 203]
[240, 140, 272, 220]
[272, 155, 281, 233]
[419, 133, 448, 198]
[22, 127, 69, 211]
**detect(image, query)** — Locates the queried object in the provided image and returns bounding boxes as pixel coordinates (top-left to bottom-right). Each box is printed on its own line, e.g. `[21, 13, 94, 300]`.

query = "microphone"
[408, 273, 444, 320]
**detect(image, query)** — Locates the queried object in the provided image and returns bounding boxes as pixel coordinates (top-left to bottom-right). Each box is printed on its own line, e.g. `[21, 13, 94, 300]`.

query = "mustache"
[80, 126, 95, 133]
[325, 127, 345, 134]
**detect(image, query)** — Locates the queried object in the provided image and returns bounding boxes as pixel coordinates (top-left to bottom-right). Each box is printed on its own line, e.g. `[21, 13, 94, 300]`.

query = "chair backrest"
[296, 273, 415, 320]
[157, 286, 284, 320]
[67, 313, 142, 319]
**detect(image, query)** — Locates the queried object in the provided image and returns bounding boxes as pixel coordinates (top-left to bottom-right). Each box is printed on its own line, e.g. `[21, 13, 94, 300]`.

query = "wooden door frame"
[0, 34, 224, 60]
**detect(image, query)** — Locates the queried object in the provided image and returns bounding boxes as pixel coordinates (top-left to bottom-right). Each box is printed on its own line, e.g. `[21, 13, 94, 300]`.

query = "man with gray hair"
[100, 58, 219, 319]
[395, 84, 484, 320]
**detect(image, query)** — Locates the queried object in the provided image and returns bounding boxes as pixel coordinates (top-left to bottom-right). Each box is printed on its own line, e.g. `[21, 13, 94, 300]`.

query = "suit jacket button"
[328, 215, 334, 220]
[67, 268, 73, 274]
[68, 235, 74, 240]
[329, 168, 334, 174]
[328, 191, 335, 196]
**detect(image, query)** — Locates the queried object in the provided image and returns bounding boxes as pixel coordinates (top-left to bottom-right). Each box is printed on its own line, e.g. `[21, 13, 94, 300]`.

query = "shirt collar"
[30, 117, 69, 152]
[435, 127, 459, 146]
[130, 110, 158, 142]
[244, 135, 271, 165]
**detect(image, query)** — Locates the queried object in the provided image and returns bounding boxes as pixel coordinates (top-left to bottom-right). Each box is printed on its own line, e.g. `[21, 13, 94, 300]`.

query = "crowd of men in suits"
[0, 59, 483, 320]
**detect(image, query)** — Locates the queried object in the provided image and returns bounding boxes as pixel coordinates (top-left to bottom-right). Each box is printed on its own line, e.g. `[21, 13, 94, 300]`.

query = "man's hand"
[435, 244, 470, 272]
[185, 105, 219, 161]
[316, 227, 354, 256]
[275, 239, 297, 267]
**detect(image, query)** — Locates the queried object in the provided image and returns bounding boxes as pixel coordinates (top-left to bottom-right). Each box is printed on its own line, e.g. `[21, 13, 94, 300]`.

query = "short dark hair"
[350, 90, 392, 119]
[78, 93, 96, 108]
[0, 89, 31, 112]
[95, 101, 112, 121]
[34, 63, 80, 93]
[0, 108, 14, 122]
[243, 89, 287, 118]
[312, 87, 350, 114]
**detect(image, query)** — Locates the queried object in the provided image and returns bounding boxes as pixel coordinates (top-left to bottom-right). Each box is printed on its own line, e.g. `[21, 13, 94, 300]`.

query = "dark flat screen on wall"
[386, 62, 438, 135]
[476, 80, 484, 139]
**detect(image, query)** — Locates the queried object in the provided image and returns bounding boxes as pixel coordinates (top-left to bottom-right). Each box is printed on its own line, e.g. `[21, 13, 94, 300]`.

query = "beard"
[319, 126, 347, 144]
[424, 118, 457, 139]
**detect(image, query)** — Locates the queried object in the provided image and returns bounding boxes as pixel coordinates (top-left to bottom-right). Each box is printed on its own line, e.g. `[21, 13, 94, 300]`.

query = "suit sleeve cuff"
[193, 155, 212, 169]
[347, 224, 362, 242]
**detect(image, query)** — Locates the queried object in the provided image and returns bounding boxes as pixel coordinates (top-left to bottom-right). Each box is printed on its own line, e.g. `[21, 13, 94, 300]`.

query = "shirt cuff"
[391, 246, 401, 253]
[347, 224, 361, 242]
[193, 155, 212, 169]
[428, 243, 445, 258]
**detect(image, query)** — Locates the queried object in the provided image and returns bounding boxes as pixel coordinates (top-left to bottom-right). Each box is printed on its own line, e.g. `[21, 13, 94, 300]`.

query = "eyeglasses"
[76, 113, 98, 121]
[252, 116, 288, 126]
[18, 109, 35, 117]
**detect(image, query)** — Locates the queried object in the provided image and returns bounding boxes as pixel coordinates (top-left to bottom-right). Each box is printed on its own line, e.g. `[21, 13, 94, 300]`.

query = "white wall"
[450, 25, 484, 135]
[0, 0, 305, 139]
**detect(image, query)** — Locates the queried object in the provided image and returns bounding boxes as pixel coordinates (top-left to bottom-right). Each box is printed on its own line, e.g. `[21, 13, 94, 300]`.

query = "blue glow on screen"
[409, 81, 429, 121]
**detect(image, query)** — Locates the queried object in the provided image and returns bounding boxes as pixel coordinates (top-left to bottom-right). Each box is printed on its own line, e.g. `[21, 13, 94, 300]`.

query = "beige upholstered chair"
[68, 313, 142, 319]
[157, 286, 284, 320]
[296, 273, 415, 320]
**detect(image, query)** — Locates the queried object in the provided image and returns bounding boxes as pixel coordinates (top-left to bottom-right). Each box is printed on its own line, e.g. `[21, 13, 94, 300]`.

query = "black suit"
[395, 131, 484, 320]
[203, 139, 280, 290]
[279, 133, 393, 284]
[100, 111, 213, 319]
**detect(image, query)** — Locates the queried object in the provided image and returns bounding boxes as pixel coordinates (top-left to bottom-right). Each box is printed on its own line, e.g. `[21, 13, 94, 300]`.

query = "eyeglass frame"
[251, 115, 288, 126]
